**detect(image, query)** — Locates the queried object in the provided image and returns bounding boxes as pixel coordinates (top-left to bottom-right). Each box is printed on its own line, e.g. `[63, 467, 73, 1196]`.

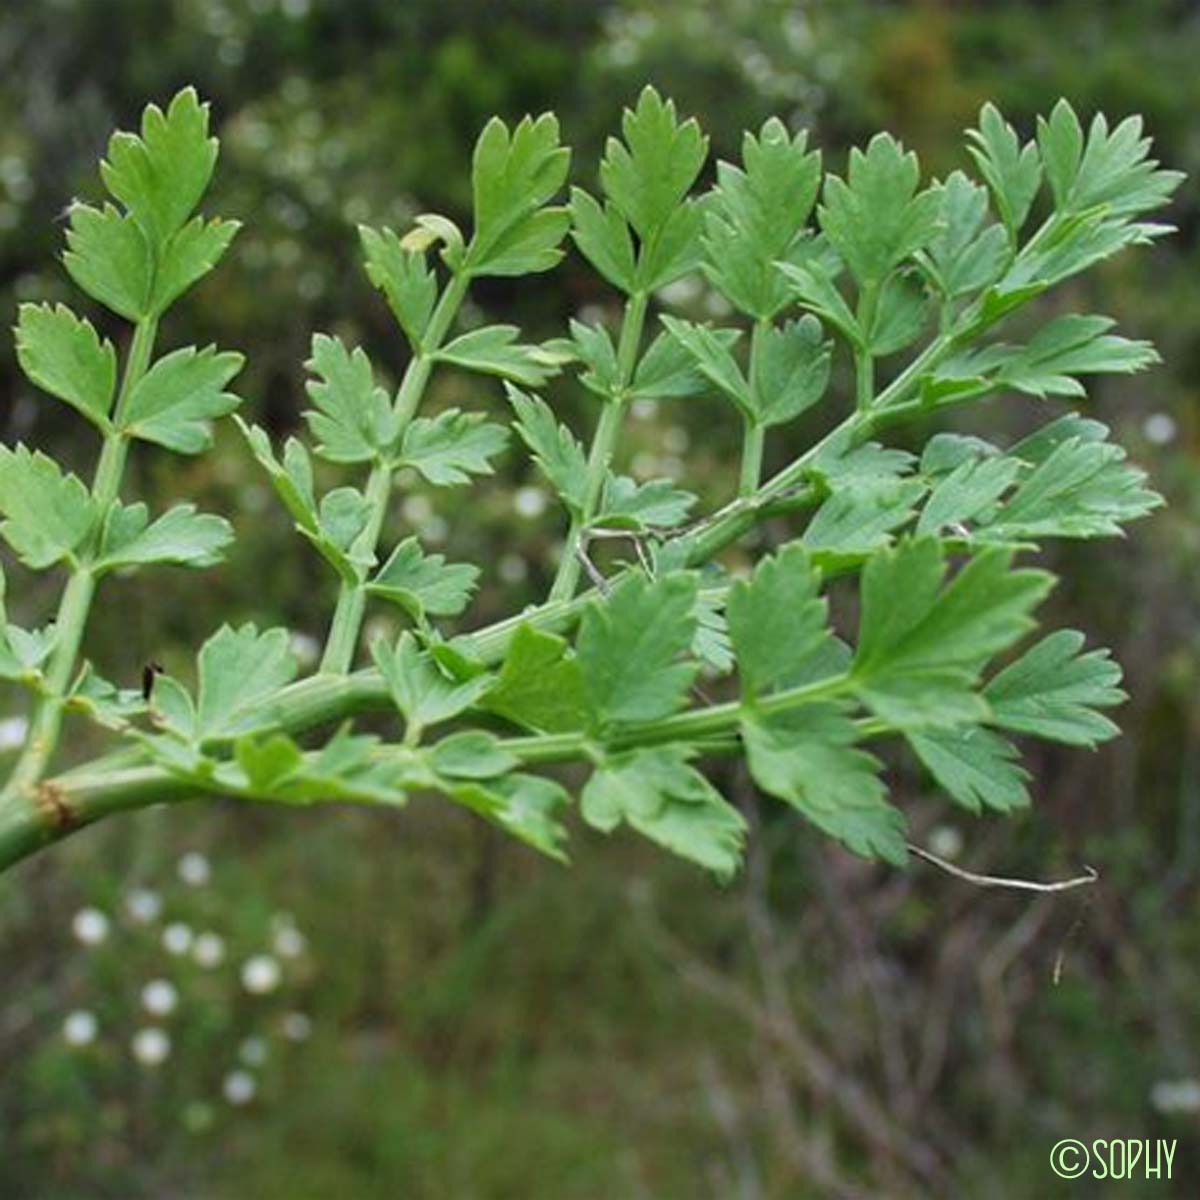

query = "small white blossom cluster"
[59, 855, 316, 1114]
[1150, 1078, 1200, 1115]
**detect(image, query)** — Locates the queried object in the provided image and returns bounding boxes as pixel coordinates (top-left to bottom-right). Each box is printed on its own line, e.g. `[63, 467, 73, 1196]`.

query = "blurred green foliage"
[3, 1, 1200, 1196]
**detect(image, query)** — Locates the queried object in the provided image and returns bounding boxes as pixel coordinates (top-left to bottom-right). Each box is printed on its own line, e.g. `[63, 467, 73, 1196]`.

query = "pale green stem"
[738, 419, 765, 497]
[0, 670, 858, 870]
[2, 317, 157, 804]
[318, 271, 471, 674]
[854, 280, 879, 413]
[547, 289, 648, 601]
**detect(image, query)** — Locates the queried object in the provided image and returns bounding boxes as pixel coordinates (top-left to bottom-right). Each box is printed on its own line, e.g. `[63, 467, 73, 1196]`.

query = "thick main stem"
[547, 290, 647, 601]
[318, 271, 470, 674]
[0, 670, 857, 871]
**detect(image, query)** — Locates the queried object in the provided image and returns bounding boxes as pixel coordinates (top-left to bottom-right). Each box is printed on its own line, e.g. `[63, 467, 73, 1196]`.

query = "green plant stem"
[853, 281, 879, 413]
[318, 271, 470, 674]
[0, 671, 857, 871]
[547, 290, 647, 602]
[1, 316, 157, 806]
[738, 419, 765, 496]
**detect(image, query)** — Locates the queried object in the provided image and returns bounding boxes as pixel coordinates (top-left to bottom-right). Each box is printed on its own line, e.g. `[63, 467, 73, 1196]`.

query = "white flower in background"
[702, 289, 733, 318]
[631, 398, 656, 421]
[241, 954, 282, 995]
[288, 632, 320, 668]
[62, 1010, 98, 1047]
[1151, 1078, 1200, 1114]
[131, 1027, 171, 1066]
[177, 851, 211, 887]
[125, 888, 162, 924]
[513, 486, 547, 519]
[72, 907, 109, 946]
[239, 1035, 268, 1067]
[655, 275, 703, 308]
[281, 1012, 313, 1042]
[1143, 412, 1177, 446]
[574, 303, 606, 327]
[420, 515, 448, 545]
[631, 451, 659, 479]
[141, 979, 178, 1017]
[223, 1069, 257, 1105]
[663, 426, 690, 455]
[498, 553, 528, 584]
[927, 825, 964, 861]
[193, 931, 226, 969]
[272, 925, 306, 959]
[401, 494, 433, 526]
[0, 715, 28, 751]
[162, 922, 194, 956]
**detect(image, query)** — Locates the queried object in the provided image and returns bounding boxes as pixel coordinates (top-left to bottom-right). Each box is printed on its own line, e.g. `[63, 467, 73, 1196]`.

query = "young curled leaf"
[359, 224, 437, 348]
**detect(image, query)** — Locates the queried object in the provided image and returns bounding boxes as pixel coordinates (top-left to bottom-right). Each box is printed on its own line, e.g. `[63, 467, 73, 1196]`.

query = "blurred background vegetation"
[2, 1, 1200, 1196]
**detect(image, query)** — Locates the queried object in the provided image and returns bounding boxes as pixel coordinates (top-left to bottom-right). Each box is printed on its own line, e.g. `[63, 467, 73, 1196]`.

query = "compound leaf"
[15, 303, 116, 430]
[0, 445, 96, 569]
[63, 202, 153, 321]
[506, 384, 588, 514]
[122, 344, 243, 454]
[852, 539, 1052, 728]
[303, 334, 397, 463]
[399, 408, 508, 486]
[727, 543, 828, 699]
[742, 706, 907, 865]
[600, 86, 707, 240]
[359, 224, 437, 348]
[984, 629, 1124, 746]
[908, 726, 1031, 813]
[101, 88, 218, 247]
[569, 187, 637, 293]
[593, 474, 695, 531]
[367, 536, 480, 622]
[436, 325, 567, 388]
[153, 216, 240, 314]
[196, 623, 298, 742]
[482, 623, 590, 734]
[818, 133, 941, 286]
[966, 104, 1042, 237]
[469, 113, 570, 276]
[96, 501, 232, 573]
[582, 746, 746, 878]
[372, 633, 490, 738]
[576, 571, 698, 727]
